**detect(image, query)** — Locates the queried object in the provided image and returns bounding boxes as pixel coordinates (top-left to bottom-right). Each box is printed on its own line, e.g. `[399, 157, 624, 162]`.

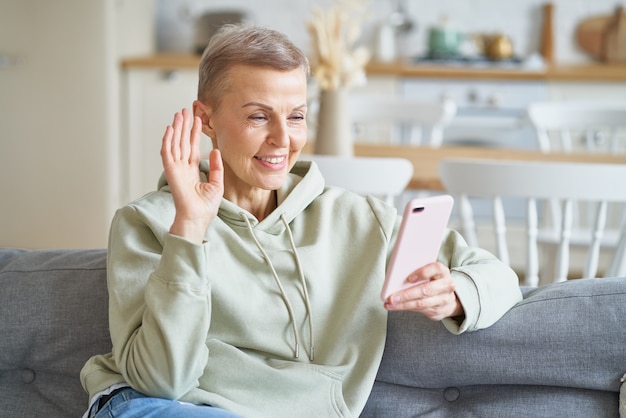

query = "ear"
[192, 100, 216, 141]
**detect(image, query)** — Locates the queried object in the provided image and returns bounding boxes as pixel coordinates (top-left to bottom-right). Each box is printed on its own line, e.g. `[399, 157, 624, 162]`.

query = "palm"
[161, 109, 224, 242]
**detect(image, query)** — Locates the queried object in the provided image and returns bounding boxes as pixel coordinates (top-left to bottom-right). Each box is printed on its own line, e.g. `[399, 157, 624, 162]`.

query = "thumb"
[208, 148, 224, 191]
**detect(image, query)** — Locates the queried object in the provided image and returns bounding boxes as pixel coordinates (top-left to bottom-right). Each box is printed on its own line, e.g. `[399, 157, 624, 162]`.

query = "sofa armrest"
[378, 277, 626, 393]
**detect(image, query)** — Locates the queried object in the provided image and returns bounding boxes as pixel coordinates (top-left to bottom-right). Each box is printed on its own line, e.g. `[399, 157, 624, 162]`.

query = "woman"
[81, 24, 522, 418]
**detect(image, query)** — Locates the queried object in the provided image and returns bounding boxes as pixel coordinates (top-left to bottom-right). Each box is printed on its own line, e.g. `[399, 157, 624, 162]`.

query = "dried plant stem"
[307, 0, 371, 90]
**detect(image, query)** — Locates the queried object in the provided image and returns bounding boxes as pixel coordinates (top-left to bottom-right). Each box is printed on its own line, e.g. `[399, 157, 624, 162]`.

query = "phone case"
[381, 194, 454, 301]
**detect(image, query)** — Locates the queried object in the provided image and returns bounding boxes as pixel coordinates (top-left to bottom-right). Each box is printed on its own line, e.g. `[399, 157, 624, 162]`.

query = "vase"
[314, 88, 353, 156]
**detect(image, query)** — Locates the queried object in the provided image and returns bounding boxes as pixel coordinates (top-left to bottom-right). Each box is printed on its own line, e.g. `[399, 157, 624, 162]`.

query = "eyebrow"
[242, 102, 307, 111]
[242, 102, 272, 110]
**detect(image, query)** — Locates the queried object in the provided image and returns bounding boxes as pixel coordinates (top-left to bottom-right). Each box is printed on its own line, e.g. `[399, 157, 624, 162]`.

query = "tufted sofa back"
[0, 248, 110, 418]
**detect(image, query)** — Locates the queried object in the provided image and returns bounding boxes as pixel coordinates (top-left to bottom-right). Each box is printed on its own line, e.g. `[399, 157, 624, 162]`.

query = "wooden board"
[540, 3, 554, 66]
[576, 6, 626, 62]
[604, 6, 626, 63]
[576, 15, 610, 59]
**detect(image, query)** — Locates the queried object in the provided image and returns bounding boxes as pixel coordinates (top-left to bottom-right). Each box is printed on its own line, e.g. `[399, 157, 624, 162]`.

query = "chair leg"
[607, 207, 626, 277]
[492, 196, 509, 266]
[583, 201, 607, 278]
[554, 199, 573, 282]
[526, 198, 539, 287]
[459, 194, 478, 247]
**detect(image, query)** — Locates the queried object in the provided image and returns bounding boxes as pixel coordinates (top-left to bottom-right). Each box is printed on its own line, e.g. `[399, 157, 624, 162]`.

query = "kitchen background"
[1, 0, 624, 250]
[155, 0, 623, 63]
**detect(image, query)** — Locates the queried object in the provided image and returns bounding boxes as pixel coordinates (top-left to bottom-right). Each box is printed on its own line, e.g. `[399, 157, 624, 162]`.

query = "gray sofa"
[1, 247, 625, 418]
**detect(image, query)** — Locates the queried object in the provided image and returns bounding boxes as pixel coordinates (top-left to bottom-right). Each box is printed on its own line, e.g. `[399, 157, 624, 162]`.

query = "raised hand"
[161, 108, 224, 244]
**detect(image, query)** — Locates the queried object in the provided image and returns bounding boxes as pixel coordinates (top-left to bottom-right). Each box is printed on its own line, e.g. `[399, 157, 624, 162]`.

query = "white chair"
[527, 100, 626, 264]
[348, 95, 457, 147]
[526, 100, 626, 153]
[439, 158, 626, 286]
[301, 155, 413, 206]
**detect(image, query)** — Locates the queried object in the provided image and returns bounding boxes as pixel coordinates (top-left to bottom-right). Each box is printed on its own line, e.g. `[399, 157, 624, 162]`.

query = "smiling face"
[195, 64, 308, 206]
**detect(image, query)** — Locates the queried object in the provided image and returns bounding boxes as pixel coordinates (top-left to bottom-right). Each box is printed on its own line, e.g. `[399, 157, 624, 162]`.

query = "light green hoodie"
[80, 160, 522, 417]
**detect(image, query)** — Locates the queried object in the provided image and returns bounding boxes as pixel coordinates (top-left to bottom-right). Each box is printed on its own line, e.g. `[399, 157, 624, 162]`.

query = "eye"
[249, 113, 268, 122]
[289, 112, 306, 122]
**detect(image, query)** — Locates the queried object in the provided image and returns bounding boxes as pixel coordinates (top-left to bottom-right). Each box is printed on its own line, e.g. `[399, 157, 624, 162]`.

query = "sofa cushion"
[377, 277, 626, 393]
[363, 379, 619, 418]
[0, 248, 110, 418]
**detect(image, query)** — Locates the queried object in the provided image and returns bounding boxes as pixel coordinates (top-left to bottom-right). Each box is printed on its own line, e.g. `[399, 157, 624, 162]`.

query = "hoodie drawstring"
[241, 213, 315, 361]
[280, 213, 315, 361]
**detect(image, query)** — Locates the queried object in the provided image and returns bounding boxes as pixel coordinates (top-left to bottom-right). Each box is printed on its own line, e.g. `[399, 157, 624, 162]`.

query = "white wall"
[155, 0, 625, 64]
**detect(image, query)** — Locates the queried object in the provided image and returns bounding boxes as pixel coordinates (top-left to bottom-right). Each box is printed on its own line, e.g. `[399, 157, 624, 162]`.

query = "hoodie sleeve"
[437, 229, 523, 334]
[106, 204, 212, 400]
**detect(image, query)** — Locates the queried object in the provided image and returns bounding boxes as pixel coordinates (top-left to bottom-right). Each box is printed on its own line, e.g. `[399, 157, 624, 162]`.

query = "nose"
[267, 119, 290, 148]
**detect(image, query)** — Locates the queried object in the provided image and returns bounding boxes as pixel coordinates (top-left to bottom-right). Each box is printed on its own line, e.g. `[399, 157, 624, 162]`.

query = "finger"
[171, 112, 183, 160]
[385, 275, 455, 310]
[189, 115, 203, 164]
[407, 262, 448, 284]
[161, 125, 174, 164]
[180, 108, 192, 161]
[410, 274, 455, 300]
[207, 148, 224, 191]
[385, 288, 453, 315]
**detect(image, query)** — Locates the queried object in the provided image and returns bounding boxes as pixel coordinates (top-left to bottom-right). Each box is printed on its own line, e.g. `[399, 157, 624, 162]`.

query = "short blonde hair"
[197, 24, 310, 110]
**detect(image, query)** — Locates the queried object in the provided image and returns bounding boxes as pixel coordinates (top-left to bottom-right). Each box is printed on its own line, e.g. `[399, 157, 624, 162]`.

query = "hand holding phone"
[381, 195, 454, 301]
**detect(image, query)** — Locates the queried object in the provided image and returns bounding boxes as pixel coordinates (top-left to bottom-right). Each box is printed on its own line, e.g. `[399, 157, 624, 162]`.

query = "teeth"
[257, 156, 285, 164]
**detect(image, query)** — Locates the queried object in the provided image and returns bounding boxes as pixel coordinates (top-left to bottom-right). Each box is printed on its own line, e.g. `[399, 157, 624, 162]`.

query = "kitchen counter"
[352, 144, 626, 190]
[121, 54, 626, 82]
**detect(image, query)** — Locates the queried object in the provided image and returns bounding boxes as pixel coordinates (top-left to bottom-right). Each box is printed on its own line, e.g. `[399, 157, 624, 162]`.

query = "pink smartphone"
[381, 194, 454, 301]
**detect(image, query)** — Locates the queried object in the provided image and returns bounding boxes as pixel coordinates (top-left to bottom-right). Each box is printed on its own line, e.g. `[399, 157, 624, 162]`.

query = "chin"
[261, 172, 289, 191]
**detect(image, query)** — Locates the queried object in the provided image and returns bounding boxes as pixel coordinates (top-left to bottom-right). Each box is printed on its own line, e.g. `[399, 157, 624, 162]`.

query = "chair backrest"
[526, 100, 626, 153]
[348, 96, 457, 147]
[301, 155, 413, 206]
[439, 158, 626, 286]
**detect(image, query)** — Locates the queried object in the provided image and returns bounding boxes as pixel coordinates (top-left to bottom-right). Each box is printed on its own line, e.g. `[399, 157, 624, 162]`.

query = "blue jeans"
[89, 387, 242, 418]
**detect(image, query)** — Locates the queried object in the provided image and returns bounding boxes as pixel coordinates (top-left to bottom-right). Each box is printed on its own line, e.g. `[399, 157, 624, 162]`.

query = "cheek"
[213, 124, 246, 152]
[292, 124, 308, 146]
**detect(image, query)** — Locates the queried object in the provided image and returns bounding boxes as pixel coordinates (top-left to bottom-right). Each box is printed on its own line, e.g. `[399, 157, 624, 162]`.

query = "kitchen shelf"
[121, 54, 626, 82]
[366, 60, 547, 81]
[366, 60, 626, 82]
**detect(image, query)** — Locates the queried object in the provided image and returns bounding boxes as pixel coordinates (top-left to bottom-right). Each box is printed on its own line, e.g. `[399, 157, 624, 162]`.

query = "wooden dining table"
[349, 143, 626, 191]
